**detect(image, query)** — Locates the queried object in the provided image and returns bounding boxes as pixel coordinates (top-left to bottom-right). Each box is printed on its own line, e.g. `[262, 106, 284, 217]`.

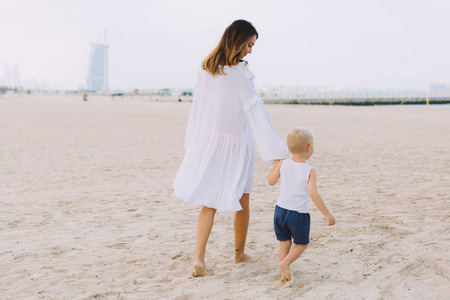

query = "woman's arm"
[268, 160, 283, 185]
[238, 66, 288, 162]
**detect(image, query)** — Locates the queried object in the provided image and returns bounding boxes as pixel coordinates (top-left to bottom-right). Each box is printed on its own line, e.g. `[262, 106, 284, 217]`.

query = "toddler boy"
[269, 127, 335, 282]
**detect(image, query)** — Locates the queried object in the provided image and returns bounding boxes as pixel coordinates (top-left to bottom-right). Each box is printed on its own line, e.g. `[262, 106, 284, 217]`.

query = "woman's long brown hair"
[202, 20, 258, 76]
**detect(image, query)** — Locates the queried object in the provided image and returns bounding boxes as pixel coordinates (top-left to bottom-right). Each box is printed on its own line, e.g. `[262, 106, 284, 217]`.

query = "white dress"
[173, 62, 288, 211]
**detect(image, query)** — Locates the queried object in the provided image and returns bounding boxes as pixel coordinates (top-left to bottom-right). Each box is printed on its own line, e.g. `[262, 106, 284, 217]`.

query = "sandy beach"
[1, 95, 449, 299]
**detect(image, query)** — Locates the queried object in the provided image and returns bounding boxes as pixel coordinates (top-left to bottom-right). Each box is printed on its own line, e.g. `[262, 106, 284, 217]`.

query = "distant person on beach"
[83, 92, 88, 101]
[173, 20, 288, 277]
[269, 127, 335, 283]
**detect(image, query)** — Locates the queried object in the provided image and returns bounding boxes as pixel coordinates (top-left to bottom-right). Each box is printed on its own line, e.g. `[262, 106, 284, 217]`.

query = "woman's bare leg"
[194, 205, 217, 276]
[234, 193, 258, 264]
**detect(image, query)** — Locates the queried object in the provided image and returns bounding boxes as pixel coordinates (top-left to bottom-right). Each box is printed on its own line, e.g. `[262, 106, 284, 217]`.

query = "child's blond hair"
[287, 127, 314, 154]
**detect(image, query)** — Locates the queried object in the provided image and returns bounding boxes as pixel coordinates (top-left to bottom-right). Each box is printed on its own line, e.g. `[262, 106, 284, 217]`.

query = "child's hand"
[325, 213, 335, 226]
[268, 159, 284, 186]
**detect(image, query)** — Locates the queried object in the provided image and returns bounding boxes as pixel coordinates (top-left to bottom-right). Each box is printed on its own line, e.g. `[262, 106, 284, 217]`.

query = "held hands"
[272, 159, 284, 169]
[268, 159, 284, 186]
[325, 213, 336, 226]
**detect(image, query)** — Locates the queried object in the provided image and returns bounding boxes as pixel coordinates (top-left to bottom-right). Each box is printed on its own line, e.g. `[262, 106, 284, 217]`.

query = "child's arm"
[308, 168, 336, 226]
[268, 159, 283, 185]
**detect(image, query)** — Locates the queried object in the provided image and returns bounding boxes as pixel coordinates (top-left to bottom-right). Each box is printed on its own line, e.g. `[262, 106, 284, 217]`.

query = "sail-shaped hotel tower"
[87, 31, 108, 92]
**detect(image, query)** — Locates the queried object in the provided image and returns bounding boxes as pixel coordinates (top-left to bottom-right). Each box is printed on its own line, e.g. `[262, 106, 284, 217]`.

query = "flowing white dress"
[173, 62, 288, 211]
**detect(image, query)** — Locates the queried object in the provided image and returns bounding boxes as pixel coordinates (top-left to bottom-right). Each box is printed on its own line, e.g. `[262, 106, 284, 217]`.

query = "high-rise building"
[3, 63, 11, 87]
[12, 64, 20, 87]
[87, 31, 108, 92]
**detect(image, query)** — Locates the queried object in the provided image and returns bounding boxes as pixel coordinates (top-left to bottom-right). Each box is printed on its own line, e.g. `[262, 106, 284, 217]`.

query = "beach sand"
[1, 95, 449, 299]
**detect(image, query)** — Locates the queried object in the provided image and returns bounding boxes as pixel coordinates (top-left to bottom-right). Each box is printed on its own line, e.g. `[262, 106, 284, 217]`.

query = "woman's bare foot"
[233, 253, 259, 264]
[193, 260, 209, 277]
[279, 260, 292, 281]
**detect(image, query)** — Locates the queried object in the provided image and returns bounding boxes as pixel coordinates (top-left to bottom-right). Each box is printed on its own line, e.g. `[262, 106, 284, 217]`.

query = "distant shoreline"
[2, 94, 450, 107]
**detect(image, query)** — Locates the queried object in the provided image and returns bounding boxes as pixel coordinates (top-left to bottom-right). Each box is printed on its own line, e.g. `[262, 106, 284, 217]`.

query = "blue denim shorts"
[274, 205, 310, 245]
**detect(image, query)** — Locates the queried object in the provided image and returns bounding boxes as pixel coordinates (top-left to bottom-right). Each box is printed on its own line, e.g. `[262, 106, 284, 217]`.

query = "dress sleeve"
[184, 101, 195, 148]
[238, 65, 288, 162]
[184, 70, 201, 148]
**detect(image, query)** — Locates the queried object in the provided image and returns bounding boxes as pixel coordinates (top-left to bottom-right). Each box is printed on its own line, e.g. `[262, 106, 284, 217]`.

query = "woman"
[173, 19, 288, 276]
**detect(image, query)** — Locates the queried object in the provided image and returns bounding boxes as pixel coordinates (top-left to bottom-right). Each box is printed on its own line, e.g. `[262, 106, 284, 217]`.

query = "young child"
[268, 127, 335, 282]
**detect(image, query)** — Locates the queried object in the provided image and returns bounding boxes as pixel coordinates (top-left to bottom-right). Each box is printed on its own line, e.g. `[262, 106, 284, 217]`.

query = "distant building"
[159, 88, 172, 96]
[87, 31, 108, 92]
[3, 63, 11, 87]
[12, 64, 20, 87]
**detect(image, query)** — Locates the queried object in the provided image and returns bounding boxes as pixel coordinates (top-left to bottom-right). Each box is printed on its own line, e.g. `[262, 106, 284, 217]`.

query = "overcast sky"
[1, 0, 449, 91]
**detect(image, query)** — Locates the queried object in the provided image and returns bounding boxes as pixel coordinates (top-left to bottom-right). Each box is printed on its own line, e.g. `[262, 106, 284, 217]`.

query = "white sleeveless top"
[276, 159, 312, 213]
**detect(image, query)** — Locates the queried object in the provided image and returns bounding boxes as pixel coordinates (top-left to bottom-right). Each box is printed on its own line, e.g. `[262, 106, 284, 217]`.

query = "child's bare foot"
[233, 253, 259, 264]
[193, 260, 209, 277]
[279, 260, 292, 281]
[272, 278, 285, 289]
[273, 277, 294, 289]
